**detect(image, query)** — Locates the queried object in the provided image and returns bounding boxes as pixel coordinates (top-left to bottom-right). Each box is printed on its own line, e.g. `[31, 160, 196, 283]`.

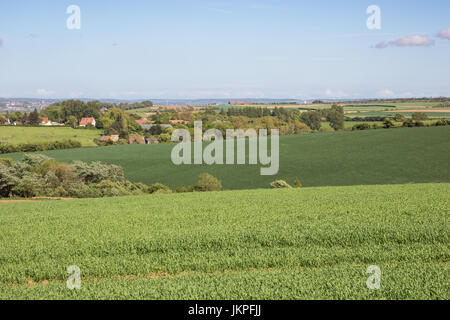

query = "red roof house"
[135, 118, 149, 124]
[79, 117, 96, 127]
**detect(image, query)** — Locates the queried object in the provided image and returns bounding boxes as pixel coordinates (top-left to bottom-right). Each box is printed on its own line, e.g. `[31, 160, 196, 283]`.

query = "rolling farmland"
[0, 183, 448, 299]
[0, 126, 101, 147]
[6, 126, 450, 190]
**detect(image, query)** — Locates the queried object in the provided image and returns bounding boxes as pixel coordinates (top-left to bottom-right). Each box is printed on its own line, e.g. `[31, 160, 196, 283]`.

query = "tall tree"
[28, 109, 40, 125]
[328, 105, 345, 131]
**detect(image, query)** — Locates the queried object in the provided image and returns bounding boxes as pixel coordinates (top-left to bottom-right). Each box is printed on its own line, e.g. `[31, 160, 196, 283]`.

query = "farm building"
[99, 135, 119, 143]
[41, 117, 52, 126]
[135, 118, 149, 124]
[79, 117, 96, 127]
[169, 120, 189, 125]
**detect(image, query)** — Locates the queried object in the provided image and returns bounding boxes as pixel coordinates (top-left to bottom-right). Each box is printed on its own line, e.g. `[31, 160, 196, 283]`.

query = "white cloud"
[377, 89, 395, 98]
[437, 27, 450, 40]
[35, 89, 55, 97]
[375, 34, 435, 49]
[325, 89, 348, 98]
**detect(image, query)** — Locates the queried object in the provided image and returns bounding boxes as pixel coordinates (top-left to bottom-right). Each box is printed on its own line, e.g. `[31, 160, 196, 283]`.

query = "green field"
[6, 126, 450, 190]
[0, 183, 448, 299]
[0, 126, 102, 147]
[347, 111, 450, 118]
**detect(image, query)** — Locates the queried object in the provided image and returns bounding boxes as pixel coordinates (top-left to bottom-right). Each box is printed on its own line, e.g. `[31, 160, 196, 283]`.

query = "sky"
[0, 0, 449, 100]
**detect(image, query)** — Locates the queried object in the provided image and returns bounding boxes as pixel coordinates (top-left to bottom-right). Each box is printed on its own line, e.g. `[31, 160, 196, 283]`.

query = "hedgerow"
[0, 139, 82, 154]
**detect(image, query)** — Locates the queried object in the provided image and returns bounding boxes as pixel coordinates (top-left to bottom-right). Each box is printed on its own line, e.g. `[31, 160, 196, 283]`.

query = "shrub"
[412, 112, 428, 121]
[403, 119, 425, 127]
[0, 164, 19, 197]
[0, 140, 82, 154]
[72, 161, 124, 184]
[153, 188, 172, 194]
[434, 119, 450, 126]
[402, 119, 415, 127]
[293, 177, 302, 188]
[148, 183, 172, 194]
[270, 180, 292, 188]
[194, 173, 222, 192]
[394, 113, 406, 122]
[352, 123, 371, 131]
[0, 158, 14, 167]
[383, 118, 396, 128]
[175, 185, 195, 193]
[0, 155, 150, 199]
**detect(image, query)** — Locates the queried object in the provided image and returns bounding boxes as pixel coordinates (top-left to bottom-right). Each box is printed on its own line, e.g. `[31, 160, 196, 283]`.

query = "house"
[135, 118, 149, 125]
[169, 120, 189, 125]
[41, 117, 52, 126]
[229, 101, 248, 105]
[79, 117, 96, 127]
[99, 135, 119, 143]
[100, 107, 108, 114]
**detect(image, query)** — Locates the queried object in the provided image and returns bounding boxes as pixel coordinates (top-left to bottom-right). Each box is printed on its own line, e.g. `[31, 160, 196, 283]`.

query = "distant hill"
[6, 126, 450, 190]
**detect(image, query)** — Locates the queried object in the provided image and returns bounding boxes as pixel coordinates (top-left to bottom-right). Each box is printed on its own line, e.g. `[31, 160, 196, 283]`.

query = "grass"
[5, 126, 450, 190]
[0, 126, 102, 147]
[347, 111, 450, 118]
[0, 183, 448, 299]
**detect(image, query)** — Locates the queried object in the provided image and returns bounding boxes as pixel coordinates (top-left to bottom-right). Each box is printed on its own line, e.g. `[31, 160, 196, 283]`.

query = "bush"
[72, 161, 124, 184]
[352, 123, 371, 131]
[0, 140, 82, 154]
[412, 112, 428, 121]
[0, 158, 14, 167]
[434, 119, 450, 126]
[270, 180, 292, 188]
[293, 177, 302, 188]
[194, 173, 222, 192]
[153, 188, 172, 194]
[403, 119, 425, 127]
[175, 185, 195, 193]
[0, 154, 149, 199]
[383, 118, 396, 128]
[148, 183, 172, 194]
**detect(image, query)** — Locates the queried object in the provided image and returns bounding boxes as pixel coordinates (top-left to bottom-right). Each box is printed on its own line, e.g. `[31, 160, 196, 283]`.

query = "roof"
[80, 117, 96, 126]
[135, 118, 148, 124]
[169, 120, 189, 125]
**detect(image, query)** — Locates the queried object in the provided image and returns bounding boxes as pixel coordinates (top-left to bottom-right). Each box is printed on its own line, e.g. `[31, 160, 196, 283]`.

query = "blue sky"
[0, 0, 449, 99]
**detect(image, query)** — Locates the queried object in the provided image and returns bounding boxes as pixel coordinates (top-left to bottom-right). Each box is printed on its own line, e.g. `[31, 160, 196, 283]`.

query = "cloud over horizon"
[35, 89, 55, 97]
[375, 34, 435, 49]
[437, 27, 450, 40]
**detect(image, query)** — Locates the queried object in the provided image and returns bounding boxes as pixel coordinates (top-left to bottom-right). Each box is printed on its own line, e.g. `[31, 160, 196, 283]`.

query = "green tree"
[28, 109, 40, 125]
[300, 111, 321, 131]
[327, 105, 345, 131]
[412, 112, 428, 121]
